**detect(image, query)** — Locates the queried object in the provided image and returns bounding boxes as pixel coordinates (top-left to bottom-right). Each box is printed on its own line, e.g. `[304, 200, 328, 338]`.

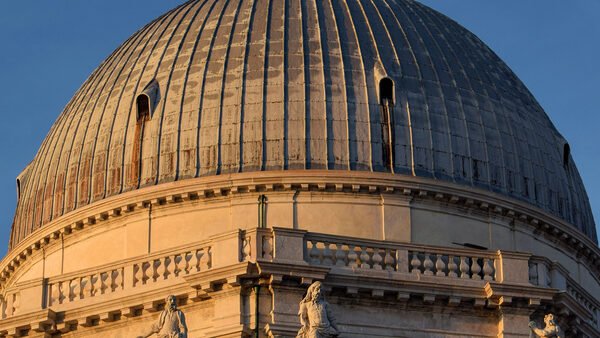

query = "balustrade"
[306, 236, 496, 280]
[0, 291, 19, 319]
[132, 246, 211, 287]
[48, 268, 124, 306]
[46, 244, 212, 308]
[307, 240, 398, 271]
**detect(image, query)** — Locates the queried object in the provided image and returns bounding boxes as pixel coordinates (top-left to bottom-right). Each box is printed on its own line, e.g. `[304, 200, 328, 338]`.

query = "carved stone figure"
[529, 313, 563, 338]
[297, 281, 339, 338]
[138, 295, 187, 338]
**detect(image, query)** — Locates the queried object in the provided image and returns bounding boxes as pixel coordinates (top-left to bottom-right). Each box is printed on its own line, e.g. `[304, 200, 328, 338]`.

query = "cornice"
[2, 171, 599, 290]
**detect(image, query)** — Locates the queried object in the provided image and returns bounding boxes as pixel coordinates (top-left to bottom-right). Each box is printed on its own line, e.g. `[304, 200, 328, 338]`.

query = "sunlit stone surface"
[0, 1, 598, 337]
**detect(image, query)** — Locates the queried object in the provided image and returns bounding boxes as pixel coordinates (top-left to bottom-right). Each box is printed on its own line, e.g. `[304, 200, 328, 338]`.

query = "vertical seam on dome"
[413, 4, 490, 189]
[385, 1, 437, 178]
[387, 1, 464, 182]
[175, 0, 223, 181]
[300, 0, 311, 169]
[283, 0, 289, 170]
[102, 5, 191, 198]
[324, 0, 350, 170]
[52, 35, 136, 228]
[70, 13, 164, 211]
[418, 4, 507, 193]
[370, 0, 417, 175]
[153, 0, 210, 182]
[364, 0, 402, 174]
[260, 0, 274, 171]
[21, 19, 139, 240]
[214, 0, 246, 175]
[117, 1, 194, 193]
[238, 0, 259, 172]
[336, 0, 372, 171]
[86, 10, 169, 206]
[195, 0, 232, 176]
[174, 0, 220, 180]
[395, 1, 457, 180]
[345, 0, 383, 172]
[143, 1, 199, 186]
[313, 0, 332, 170]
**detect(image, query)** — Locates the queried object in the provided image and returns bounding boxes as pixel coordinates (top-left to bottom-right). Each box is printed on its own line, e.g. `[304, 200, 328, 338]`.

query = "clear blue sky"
[0, 1, 598, 254]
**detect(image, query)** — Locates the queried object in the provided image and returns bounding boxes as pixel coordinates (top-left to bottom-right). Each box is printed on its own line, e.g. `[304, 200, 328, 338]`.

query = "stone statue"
[297, 281, 339, 338]
[137, 295, 187, 338]
[529, 313, 563, 338]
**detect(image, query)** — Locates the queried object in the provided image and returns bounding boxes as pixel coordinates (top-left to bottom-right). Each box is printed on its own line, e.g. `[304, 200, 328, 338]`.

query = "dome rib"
[10, 0, 596, 249]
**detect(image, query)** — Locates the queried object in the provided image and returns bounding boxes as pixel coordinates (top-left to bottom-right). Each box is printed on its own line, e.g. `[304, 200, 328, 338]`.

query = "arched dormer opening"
[136, 94, 151, 122]
[379, 78, 395, 171]
[130, 80, 160, 187]
[563, 143, 570, 169]
[379, 77, 394, 105]
[16, 178, 21, 200]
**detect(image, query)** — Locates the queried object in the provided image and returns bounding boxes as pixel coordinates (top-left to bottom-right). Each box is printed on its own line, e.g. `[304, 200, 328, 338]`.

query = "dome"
[10, 0, 596, 247]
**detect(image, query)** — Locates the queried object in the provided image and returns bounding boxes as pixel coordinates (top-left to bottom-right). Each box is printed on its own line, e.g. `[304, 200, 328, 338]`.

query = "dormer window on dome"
[136, 79, 160, 121]
[563, 143, 571, 169]
[379, 78, 395, 171]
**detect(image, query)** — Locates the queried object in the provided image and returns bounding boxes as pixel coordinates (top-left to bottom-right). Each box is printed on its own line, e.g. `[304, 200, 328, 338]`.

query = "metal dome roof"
[10, 0, 596, 246]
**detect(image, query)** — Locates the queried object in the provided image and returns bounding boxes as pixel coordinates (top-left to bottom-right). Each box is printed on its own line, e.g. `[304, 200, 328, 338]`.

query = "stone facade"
[1, 0, 599, 337]
[0, 173, 599, 337]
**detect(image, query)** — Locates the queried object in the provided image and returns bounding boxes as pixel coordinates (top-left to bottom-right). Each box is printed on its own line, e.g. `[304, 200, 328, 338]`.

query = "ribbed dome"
[10, 0, 596, 246]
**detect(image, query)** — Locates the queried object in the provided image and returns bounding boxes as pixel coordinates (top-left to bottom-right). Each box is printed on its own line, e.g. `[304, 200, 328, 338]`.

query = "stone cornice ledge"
[2, 171, 599, 289]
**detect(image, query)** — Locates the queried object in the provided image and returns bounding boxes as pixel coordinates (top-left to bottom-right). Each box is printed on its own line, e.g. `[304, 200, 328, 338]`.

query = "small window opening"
[563, 143, 570, 169]
[16, 179, 21, 200]
[130, 95, 152, 187]
[258, 195, 268, 228]
[136, 94, 151, 122]
[379, 78, 394, 105]
[379, 78, 395, 171]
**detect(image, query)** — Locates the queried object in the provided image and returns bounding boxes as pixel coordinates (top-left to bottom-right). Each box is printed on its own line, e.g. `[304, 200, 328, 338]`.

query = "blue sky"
[0, 1, 598, 253]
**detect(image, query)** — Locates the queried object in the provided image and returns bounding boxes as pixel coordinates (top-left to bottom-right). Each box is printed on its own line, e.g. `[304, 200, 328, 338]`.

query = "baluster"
[359, 247, 371, 269]
[5, 293, 14, 317]
[435, 254, 446, 277]
[12, 293, 19, 315]
[133, 264, 141, 287]
[528, 262, 538, 285]
[334, 243, 347, 267]
[164, 256, 173, 280]
[423, 254, 434, 276]
[242, 236, 251, 261]
[142, 261, 151, 284]
[262, 236, 273, 260]
[347, 245, 358, 268]
[70, 279, 80, 302]
[50, 283, 60, 306]
[447, 256, 458, 278]
[58, 282, 65, 304]
[81, 276, 91, 299]
[156, 258, 166, 281]
[459, 257, 470, 279]
[200, 247, 211, 270]
[100, 272, 109, 294]
[91, 274, 99, 297]
[410, 252, 421, 274]
[470, 257, 482, 280]
[483, 258, 494, 281]
[309, 240, 321, 265]
[372, 249, 383, 270]
[173, 254, 182, 277]
[384, 249, 395, 271]
[115, 269, 124, 291]
[189, 251, 199, 273]
[322, 242, 333, 266]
